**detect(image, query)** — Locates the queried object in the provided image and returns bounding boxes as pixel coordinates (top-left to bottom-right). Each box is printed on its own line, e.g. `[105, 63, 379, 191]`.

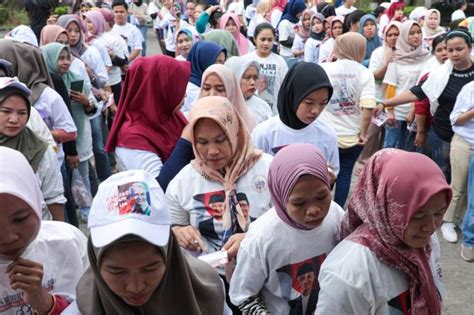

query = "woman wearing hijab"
[220, 12, 255, 55]
[166, 96, 273, 310]
[379, 1, 405, 34]
[358, 14, 381, 67]
[229, 143, 344, 314]
[318, 16, 344, 63]
[175, 28, 200, 61]
[105, 55, 190, 178]
[319, 33, 375, 208]
[0, 146, 87, 314]
[423, 9, 445, 48]
[382, 20, 429, 149]
[270, 0, 288, 28]
[199, 64, 257, 131]
[251, 61, 339, 175]
[278, 0, 307, 65]
[317, 149, 451, 314]
[316, 2, 336, 19]
[69, 170, 225, 314]
[203, 30, 240, 58]
[225, 56, 273, 124]
[291, 9, 313, 62]
[304, 13, 325, 63]
[183, 40, 226, 113]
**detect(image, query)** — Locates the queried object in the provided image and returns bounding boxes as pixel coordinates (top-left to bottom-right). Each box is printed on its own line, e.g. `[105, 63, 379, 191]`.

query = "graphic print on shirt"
[388, 290, 411, 315]
[258, 63, 277, 109]
[327, 74, 357, 116]
[105, 181, 152, 216]
[276, 254, 326, 315]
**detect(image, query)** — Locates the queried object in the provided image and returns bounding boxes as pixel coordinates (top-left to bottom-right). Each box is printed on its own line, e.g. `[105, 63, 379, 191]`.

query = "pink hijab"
[219, 12, 249, 55]
[340, 149, 452, 315]
[268, 143, 330, 230]
[39, 25, 68, 46]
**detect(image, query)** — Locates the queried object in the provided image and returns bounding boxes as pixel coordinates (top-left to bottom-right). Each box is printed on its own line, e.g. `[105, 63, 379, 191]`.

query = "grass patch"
[0, 6, 30, 30]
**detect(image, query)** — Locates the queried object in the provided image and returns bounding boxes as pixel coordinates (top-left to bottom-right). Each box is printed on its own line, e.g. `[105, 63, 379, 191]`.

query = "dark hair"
[210, 10, 223, 29]
[373, 6, 385, 18]
[446, 28, 472, 48]
[112, 0, 128, 10]
[254, 22, 275, 39]
[455, 1, 467, 10]
[297, 263, 314, 277]
[317, 3, 336, 18]
[209, 193, 225, 204]
[431, 33, 447, 53]
[236, 193, 249, 204]
[344, 10, 365, 33]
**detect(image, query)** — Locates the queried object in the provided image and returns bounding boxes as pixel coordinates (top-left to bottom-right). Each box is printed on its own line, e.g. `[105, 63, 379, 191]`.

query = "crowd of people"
[1, 0, 473, 313]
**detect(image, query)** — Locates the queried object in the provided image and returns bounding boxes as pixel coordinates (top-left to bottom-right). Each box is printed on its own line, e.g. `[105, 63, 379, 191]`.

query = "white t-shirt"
[0, 221, 88, 315]
[450, 81, 474, 147]
[316, 235, 443, 314]
[369, 46, 385, 103]
[91, 40, 112, 68]
[320, 59, 376, 147]
[229, 203, 344, 314]
[383, 58, 428, 120]
[159, 12, 178, 52]
[166, 154, 273, 256]
[335, 5, 357, 16]
[97, 32, 129, 86]
[278, 20, 295, 58]
[81, 46, 109, 88]
[111, 23, 143, 53]
[246, 95, 273, 125]
[33, 87, 76, 135]
[27, 106, 58, 150]
[182, 81, 200, 113]
[319, 38, 334, 63]
[228, 1, 245, 16]
[37, 145, 67, 208]
[248, 14, 268, 38]
[292, 33, 306, 61]
[251, 116, 340, 175]
[241, 51, 289, 114]
[271, 10, 283, 29]
[115, 146, 163, 178]
[304, 37, 322, 63]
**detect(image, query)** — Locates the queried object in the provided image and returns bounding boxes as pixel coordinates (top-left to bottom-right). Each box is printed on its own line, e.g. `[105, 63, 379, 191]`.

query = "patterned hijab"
[340, 149, 452, 315]
[268, 143, 330, 230]
[189, 96, 262, 238]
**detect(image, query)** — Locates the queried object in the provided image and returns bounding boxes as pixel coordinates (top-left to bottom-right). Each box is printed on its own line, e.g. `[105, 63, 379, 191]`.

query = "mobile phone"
[70, 80, 84, 93]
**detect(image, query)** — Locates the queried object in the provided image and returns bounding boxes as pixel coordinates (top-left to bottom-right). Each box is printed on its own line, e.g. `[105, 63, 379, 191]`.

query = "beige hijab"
[333, 32, 367, 63]
[189, 96, 262, 231]
[199, 64, 257, 131]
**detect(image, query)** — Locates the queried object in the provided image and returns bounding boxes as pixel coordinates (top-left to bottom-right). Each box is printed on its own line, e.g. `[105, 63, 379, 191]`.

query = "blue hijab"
[359, 14, 382, 66]
[186, 40, 226, 86]
[280, 0, 307, 24]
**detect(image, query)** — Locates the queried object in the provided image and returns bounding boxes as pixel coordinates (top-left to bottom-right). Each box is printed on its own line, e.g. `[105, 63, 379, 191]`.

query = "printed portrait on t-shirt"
[276, 254, 326, 315]
[193, 191, 226, 249]
[117, 182, 152, 216]
[388, 290, 411, 315]
[258, 63, 277, 108]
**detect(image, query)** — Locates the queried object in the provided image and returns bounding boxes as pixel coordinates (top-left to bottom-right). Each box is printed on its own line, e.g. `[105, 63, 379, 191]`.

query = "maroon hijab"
[340, 149, 451, 315]
[105, 55, 190, 161]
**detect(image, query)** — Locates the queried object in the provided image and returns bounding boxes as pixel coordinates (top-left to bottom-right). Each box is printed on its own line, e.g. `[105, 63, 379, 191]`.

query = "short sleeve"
[165, 171, 191, 226]
[382, 62, 398, 86]
[359, 69, 376, 108]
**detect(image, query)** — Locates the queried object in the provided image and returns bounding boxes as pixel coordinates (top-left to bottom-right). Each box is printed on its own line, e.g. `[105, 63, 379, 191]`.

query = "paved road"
[2, 27, 473, 314]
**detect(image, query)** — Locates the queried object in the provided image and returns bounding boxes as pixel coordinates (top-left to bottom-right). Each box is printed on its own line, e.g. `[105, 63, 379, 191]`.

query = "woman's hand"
[386, 110, 396, 127]
[7, 259, 54, 314]
[70, 91, 90, 107]
[172, 225, 203, 252]
[66, 155, 80, 169]
[415, 130, 427, 147]
[222, 233, 245, 260]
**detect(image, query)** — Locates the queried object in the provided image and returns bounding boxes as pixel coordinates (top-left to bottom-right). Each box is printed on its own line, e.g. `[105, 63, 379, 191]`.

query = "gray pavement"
[2, 27, 473, 314]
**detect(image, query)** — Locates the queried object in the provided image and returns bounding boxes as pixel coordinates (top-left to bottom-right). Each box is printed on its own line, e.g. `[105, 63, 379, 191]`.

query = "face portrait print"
[117, 182, 152, 216]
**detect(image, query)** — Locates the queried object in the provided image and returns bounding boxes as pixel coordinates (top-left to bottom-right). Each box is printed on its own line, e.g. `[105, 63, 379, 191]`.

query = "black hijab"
[277, 62, 333, 130]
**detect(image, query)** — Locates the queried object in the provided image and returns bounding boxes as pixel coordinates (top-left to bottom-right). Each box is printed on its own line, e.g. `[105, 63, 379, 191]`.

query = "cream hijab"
[199, 64, 257, 131]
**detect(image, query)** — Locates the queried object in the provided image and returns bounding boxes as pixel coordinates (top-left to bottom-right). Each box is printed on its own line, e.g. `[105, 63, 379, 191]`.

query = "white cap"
[88, 170, 171, 248]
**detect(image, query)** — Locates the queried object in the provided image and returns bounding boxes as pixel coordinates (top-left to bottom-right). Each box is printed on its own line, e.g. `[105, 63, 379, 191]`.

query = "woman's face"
[215, 52, 226, 65]
[385, 25, 399, 48]
[0, 193, 39, 261]
[312, 19, 324, 34]
[295, 88, 330, 125]
[194, 5, 204, 21]
[403, 191, 447, 248]
[100, 241, 166, 307]
[0, 95, 29, 137]
[332, 21, 343, 38]
[394, 8, 404, 19]
[56, 33, 69, 45]
[407, 24, 422, 47]
[447, 37, 472, 68]
[427, 12, 439, 29]
[434, 40, 448, 64]
[286, 175, 331, 229]
[66, 21, 81, 46]
[86, 17, 96, 35]
[363, 20, 376, 39]
[302, 13, 311, 30]
[225, 18, 238, 34]
[194, 118, 232, 171]
[255, 28, 274, 57]
[240, 65, 259, 98]
[176, 33, 192, 57]
[57, 48, 71, 75]
[201, 73, 226, 97]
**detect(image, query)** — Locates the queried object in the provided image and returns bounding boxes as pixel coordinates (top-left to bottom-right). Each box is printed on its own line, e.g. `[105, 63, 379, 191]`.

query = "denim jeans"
[90, 114, 111, 182]
[137, 24, 148, 56]
[384, 120, 408, 149]
[463, 153, 474, 247]
[430, 130, 451, 183]
[335, 145, 363, 207]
